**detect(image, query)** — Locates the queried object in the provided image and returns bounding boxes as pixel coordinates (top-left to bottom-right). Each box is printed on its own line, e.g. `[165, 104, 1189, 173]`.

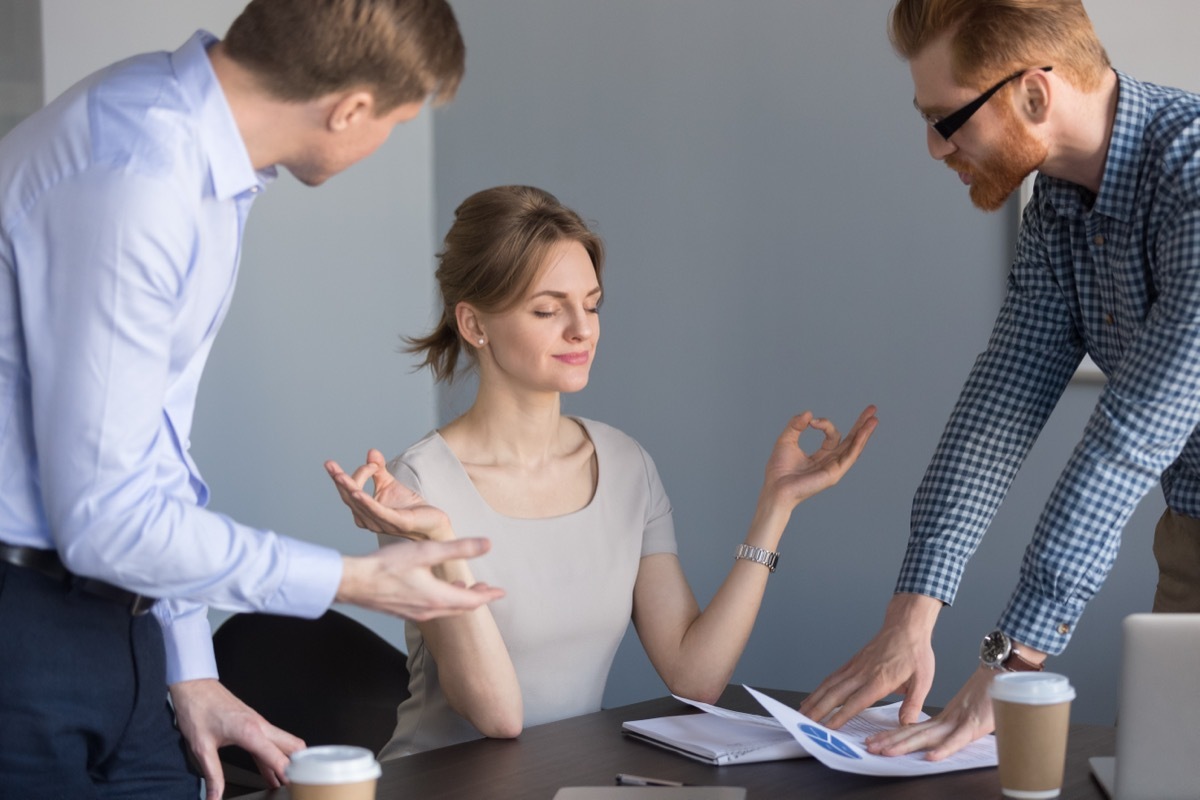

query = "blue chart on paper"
[798, 724, 863, 760]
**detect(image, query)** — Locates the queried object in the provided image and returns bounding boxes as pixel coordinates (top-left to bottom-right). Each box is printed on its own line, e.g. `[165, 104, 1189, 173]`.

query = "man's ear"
[1019, 70, 1052, 124]
[327, 90, 375, 132]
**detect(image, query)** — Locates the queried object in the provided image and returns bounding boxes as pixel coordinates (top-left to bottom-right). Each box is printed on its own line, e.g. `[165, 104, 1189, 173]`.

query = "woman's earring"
[478, 338, 485, 346]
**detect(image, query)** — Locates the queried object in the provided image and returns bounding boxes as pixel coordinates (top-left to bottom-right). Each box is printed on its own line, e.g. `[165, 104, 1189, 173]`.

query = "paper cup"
[990, 672, 1076, 799]
[286, 745, 382, 800]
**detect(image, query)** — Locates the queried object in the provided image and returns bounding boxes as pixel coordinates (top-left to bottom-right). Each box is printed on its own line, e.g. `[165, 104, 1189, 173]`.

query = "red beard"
[947, 108, 1047, 212]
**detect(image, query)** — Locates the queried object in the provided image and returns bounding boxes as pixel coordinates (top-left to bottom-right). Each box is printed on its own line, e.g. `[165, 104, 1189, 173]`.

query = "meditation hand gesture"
[326, 448, 504, 619]
[761, 405, 877, 511]
[326, 448, 452, 541]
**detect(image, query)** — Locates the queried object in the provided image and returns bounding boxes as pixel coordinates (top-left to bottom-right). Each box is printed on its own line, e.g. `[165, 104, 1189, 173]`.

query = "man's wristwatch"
[980, 629, 1043, 672]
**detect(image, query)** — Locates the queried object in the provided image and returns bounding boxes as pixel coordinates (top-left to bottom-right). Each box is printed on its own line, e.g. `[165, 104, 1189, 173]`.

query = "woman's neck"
[444, 385, 569, 468]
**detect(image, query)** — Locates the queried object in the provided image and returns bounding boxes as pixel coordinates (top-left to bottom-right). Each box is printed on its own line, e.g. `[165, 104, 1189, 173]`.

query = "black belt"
[0, 542, 157, 616]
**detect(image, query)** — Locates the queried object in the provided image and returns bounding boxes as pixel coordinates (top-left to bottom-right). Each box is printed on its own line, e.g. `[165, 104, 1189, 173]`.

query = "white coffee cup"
[990, 672, 1076, 799]
[285, 745, 382, 800]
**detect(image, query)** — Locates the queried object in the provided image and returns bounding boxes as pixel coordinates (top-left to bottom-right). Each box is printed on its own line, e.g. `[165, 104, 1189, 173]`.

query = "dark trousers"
[0, 561, 199, 799]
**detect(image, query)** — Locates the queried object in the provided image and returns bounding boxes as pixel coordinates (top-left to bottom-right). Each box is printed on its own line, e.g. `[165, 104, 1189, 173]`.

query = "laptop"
[1089, 613, 1200, 799]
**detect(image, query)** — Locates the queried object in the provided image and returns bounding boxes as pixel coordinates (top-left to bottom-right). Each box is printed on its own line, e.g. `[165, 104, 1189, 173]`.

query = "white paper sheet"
[671, 694, 795, 730]
[743, 685, 998, 777]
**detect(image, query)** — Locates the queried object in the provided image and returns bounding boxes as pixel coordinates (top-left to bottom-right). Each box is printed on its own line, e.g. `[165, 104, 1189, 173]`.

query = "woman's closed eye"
[533, 304, 599, 318]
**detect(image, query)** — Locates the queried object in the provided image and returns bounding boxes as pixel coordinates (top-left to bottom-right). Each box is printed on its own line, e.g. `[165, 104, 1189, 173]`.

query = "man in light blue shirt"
[0, 2, 503, 798]
[803, 0, 1200, 762]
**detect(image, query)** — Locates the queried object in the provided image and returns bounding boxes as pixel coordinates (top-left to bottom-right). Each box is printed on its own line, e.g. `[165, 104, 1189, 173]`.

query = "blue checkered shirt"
[896, 72, 1200, 655]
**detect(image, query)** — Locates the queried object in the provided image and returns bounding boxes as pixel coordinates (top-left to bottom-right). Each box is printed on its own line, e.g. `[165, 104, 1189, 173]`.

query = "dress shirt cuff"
[156, 601, 219, 685]
[996, 577, 1083, 656]
[893, 545, 966, 606]
[259, 537, 343, 619]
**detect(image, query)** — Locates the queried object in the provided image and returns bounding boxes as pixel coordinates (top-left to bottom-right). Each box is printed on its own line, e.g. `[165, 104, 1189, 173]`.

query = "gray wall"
[25, 0, 1196, 730]
[38, 0, 441, 647]
[0, 0, 41, 139]
[432, 0, 1194, 725]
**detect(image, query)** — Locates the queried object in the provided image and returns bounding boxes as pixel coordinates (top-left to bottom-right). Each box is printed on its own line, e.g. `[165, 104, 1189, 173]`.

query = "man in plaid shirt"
[802, 0, 1200, 758]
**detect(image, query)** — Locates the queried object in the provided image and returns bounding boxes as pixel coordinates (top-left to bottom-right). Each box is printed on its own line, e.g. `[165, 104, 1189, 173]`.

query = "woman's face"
[478, 239, 601, 396]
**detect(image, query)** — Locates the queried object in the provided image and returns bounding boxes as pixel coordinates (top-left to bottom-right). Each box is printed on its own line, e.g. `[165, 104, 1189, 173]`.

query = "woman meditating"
[328, 185, 876, 757]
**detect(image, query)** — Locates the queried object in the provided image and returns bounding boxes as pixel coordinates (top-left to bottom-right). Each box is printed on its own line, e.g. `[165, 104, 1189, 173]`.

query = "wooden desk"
[242, 686, 1113, 799]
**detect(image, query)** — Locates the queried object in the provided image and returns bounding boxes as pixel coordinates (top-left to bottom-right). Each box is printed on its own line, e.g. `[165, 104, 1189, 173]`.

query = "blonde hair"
[407, 186, 605, 382]
[223, 0, 464, 112]
[889, 0, 1109, 91]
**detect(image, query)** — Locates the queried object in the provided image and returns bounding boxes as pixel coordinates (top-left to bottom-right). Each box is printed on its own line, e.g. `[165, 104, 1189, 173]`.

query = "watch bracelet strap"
[734, 543, 779, 572]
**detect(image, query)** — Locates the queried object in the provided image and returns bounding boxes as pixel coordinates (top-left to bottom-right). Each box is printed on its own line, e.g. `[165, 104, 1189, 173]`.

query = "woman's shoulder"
[573, 417, 657, 470]
[574, 416, 633, 447]
[574, 418, 672, 516]
[388, 430, 454, 479]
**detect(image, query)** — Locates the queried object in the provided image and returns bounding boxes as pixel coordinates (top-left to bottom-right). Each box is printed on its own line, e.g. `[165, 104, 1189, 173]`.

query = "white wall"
[39, 0, 441, 648]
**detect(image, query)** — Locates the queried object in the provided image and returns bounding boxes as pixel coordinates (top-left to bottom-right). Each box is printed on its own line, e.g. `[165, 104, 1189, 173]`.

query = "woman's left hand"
[762, 405, 877, 509]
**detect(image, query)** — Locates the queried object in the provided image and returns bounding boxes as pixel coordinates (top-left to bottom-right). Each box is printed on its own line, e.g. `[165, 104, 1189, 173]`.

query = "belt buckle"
[129, 594, 156, 616]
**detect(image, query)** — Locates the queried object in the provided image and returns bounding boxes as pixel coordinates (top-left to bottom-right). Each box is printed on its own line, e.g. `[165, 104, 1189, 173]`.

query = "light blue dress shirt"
[0, 32, 342, 683]
[896, 72, 1200, 655]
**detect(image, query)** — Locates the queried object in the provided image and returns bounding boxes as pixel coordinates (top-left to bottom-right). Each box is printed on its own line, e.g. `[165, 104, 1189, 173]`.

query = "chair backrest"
[212, 610, 409, 796]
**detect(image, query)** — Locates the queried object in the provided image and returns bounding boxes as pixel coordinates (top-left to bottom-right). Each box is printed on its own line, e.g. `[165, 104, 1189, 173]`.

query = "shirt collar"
[170, 30, 275, 201]
[1090, 70, 1150, 223]
[1042, 69, 1147, 223]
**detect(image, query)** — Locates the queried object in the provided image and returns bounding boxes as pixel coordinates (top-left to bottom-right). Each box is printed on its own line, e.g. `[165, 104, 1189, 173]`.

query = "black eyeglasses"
[917, 66, 1052, 140]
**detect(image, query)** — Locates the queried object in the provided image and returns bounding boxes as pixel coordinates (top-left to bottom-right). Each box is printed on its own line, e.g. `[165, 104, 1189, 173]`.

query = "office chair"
[210, 609, 410, 797]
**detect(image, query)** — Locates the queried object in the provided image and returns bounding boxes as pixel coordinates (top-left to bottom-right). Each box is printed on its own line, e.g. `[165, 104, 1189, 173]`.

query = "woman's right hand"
[325, 449, 454, 541]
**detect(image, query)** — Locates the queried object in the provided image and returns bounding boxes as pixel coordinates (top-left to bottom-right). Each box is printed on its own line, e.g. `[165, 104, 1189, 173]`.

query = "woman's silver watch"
[735, 543, 779, 573]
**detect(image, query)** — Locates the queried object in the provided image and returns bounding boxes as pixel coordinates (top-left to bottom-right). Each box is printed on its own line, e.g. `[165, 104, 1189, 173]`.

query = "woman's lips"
[554, 352, 590, 365]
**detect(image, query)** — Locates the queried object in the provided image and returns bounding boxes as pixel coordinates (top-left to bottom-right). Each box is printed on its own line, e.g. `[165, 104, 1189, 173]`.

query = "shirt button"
[1093, 234, 1104, 246]
[1057, 623, 1071, 635]
[1105, 313, 1115, 325]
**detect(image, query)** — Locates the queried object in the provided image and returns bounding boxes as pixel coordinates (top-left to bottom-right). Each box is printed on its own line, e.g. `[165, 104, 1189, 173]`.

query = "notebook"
[1088, 613, 1200, 800]
[621, 699, 808, 765]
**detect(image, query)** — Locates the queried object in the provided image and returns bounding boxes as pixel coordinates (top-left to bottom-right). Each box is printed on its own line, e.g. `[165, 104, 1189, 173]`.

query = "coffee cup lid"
[285, 745, 382, 785]
[989, 671, 1076, 705]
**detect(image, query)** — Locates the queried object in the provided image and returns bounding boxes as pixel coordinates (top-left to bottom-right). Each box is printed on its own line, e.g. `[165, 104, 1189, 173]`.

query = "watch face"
[980, 630, 1011, 667]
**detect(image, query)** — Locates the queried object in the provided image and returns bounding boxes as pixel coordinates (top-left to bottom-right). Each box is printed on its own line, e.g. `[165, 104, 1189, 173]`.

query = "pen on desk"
[615, 773, 686, 787]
